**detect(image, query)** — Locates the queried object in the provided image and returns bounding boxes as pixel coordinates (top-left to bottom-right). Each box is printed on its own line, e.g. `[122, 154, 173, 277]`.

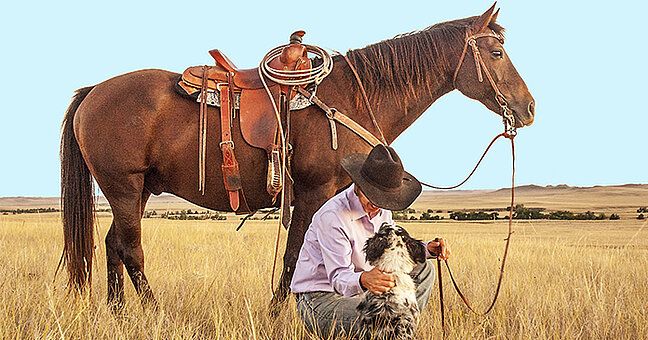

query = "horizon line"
[2, 182, 647, 199]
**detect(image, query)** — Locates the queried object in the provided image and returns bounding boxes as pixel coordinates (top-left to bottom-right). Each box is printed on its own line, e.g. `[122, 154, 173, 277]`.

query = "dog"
[357, 223, 427, 340]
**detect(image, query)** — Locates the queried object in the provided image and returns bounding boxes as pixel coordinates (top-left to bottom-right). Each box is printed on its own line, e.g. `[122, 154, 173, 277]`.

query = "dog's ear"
[406, 236, 427, 263]
[364, 233, 388, 264]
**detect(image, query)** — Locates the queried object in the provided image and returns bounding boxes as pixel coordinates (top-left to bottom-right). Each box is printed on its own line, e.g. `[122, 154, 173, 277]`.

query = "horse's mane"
[346, 16, 505, 108]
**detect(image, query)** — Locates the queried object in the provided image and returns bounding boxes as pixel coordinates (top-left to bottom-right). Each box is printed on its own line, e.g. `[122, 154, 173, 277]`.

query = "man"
[291, 145, 450, 337]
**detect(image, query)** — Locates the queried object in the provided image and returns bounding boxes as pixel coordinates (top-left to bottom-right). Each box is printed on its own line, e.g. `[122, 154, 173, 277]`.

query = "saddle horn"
[290, 30, 305, 44]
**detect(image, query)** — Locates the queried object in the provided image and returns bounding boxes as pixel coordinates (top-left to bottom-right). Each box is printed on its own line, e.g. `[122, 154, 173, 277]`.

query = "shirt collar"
[346, 184, 383, 221]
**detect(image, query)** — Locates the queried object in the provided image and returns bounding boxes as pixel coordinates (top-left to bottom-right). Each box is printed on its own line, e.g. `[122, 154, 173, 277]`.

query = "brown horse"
[60, 4, 534, 311]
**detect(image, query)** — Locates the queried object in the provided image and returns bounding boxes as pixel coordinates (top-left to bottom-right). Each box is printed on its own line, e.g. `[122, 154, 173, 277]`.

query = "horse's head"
[454, 4, 535, 128]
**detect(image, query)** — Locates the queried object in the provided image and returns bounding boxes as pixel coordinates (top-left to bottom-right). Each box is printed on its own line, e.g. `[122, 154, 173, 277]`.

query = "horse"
[59, 4, 534, 312]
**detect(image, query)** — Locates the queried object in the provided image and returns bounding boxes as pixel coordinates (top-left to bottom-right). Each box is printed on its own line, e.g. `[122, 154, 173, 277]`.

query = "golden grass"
[1, 213, 647, 339]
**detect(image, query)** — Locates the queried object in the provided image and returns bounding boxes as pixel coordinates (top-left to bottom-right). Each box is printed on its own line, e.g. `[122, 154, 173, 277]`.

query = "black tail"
[59, 86, 96, 292]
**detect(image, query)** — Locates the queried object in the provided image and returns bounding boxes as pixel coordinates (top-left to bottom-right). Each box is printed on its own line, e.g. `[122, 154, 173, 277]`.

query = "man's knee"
[411, 260, 436, 310]
[295, 292, 362, 338]
[412, 260, 435, 284]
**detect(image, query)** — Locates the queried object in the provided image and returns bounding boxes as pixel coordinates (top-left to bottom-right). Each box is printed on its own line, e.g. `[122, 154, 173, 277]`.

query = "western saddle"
[177, 31, 319, 214]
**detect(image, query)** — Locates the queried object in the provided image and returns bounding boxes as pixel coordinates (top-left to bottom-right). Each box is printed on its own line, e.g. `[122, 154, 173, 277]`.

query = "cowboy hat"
[341, 145, 422, 211]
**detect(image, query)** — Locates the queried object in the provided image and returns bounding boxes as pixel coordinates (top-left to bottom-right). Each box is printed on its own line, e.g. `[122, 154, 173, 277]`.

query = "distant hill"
[413, 183, 648, 212]
[2, 184, 647, 213]
[0, 194, 195, 210]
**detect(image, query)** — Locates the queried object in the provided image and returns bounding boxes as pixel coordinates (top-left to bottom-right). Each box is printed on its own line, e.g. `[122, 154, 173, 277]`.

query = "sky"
[0, 0, 646, 197]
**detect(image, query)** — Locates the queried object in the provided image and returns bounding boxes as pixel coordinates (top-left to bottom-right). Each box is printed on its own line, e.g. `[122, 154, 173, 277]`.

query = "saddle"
[179, 41, 311, 148]
[177, 31, 315, 214]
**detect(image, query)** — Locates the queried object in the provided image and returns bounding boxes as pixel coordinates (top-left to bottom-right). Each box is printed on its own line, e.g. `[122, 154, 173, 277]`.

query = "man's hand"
[360, 267, 395, 295]
[427, 238, 451, 260]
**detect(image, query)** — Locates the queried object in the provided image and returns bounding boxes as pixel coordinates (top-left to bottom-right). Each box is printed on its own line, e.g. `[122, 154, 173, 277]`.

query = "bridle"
[453, 31, 517, 137]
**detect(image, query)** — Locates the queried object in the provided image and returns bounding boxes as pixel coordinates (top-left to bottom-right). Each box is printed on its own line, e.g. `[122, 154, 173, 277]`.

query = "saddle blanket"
[191, 87, 313, 111]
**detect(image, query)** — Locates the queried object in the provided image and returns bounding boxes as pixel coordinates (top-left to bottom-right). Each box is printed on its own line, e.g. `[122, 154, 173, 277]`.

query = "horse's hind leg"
[132, 189, 154, 305]
[106, 221, 125, 311]
[103, 174, 157, 310]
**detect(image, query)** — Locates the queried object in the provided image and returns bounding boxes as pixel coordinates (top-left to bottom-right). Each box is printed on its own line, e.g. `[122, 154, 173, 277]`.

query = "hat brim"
[341, 153, 422, 211]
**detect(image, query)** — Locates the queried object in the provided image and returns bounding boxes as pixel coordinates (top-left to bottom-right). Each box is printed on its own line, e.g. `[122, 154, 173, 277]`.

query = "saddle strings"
[199, 66, 209, 195]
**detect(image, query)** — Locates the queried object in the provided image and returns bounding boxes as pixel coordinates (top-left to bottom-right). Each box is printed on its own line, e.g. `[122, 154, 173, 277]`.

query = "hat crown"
[360, 145, 404, 191]
[340, 144, 422, 211]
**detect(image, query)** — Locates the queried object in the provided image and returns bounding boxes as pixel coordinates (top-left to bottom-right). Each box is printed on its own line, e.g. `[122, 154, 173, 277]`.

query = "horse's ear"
[471, 2, 498, 34]
[491, 8, 500, 24]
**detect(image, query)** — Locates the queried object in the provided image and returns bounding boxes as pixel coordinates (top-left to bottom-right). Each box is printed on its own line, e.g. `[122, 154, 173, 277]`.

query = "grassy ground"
[1, 212, 647, 339]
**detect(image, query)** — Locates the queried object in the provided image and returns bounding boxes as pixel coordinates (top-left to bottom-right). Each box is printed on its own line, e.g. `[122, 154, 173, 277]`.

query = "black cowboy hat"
[341, 145, 422, 211]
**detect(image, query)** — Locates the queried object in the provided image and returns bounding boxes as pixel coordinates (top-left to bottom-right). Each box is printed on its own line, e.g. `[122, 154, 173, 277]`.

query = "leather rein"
[299, 30, 518, 337]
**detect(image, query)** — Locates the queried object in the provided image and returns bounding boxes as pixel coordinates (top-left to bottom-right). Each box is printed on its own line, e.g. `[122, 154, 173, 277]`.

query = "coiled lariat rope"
[260, 44, 333, 86]
[258, 43, 333, 293]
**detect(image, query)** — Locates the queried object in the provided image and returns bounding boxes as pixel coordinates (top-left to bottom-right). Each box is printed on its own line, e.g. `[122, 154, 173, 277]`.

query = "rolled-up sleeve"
[315, 212, 364, 297]
[423, 240, 438, 259]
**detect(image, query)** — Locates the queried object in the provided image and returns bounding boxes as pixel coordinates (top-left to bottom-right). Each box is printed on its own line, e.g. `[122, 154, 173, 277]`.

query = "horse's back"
[75, 68, 180, 124]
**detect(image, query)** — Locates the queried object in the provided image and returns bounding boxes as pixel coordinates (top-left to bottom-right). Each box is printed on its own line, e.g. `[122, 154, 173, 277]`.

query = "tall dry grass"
[0, 213, 646, 339]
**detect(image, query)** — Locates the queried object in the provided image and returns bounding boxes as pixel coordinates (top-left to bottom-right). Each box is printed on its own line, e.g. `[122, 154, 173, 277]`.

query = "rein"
[435, 131, 515, 338]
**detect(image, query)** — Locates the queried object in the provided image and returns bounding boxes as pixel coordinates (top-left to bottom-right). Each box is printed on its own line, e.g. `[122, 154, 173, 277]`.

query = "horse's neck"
[343, 58, 457, 144]
[378, 82, 455, 143]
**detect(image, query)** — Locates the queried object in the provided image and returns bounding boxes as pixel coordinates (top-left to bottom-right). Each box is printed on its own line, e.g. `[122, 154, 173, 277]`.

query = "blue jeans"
[295, 260, 435, 338]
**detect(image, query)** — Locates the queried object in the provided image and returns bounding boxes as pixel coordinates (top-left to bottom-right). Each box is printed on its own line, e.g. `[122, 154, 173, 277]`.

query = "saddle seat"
[180, 43, 311, 94]
[181, 58, 264, 92]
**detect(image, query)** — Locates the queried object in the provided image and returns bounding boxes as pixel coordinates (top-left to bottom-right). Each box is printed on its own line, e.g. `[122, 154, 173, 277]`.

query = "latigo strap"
[218, 74, 250, 213]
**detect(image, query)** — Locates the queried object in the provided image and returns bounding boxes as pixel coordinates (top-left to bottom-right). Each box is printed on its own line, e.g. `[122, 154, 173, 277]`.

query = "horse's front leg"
[269, 183, 335, 315]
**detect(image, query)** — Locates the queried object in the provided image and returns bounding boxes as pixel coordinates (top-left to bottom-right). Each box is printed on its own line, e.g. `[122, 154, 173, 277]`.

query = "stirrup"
[267, 149, 283, 196]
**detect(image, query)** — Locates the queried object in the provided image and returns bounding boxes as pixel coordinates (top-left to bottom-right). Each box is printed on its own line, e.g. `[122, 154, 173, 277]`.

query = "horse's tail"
[58, 86, 96, 293]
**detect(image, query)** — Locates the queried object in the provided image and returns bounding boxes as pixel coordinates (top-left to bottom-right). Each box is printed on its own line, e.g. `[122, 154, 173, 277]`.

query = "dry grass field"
[1, 185, 647, 339]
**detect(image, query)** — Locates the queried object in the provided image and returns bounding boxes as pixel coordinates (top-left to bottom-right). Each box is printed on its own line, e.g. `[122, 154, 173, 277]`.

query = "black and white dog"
[357, 223, 427, 340]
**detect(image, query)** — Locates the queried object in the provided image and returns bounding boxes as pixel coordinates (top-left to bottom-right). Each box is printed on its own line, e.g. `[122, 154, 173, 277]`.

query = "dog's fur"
[357, 223, 427, 340]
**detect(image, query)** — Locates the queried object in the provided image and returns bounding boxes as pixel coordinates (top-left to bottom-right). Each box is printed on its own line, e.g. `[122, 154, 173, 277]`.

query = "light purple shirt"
[290, 185, 394, 297]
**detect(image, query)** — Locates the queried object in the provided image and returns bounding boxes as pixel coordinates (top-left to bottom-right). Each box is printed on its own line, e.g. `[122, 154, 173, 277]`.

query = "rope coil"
[260, 44, 333, 86]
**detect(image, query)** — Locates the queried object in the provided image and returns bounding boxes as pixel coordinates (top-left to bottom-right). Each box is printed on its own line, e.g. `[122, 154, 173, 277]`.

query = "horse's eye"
[491, 50, 503, 58]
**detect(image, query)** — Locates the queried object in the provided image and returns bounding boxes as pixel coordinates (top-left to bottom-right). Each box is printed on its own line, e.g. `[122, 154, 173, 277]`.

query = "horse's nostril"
[528, 101, 535, 116]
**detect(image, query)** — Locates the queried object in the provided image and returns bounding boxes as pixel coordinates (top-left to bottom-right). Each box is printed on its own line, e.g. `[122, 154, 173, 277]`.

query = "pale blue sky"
[1, 0, 645, 197]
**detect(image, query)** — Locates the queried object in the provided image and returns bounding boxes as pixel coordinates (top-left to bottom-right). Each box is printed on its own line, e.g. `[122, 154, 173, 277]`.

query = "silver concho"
[196, 90, 312, 111]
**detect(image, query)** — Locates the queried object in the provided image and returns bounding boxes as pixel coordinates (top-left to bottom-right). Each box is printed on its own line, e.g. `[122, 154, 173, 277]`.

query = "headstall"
[453, 31, 517, 136]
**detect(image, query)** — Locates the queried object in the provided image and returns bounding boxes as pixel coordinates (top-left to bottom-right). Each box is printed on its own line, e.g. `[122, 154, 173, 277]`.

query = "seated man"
[291, 145, 450, 338]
